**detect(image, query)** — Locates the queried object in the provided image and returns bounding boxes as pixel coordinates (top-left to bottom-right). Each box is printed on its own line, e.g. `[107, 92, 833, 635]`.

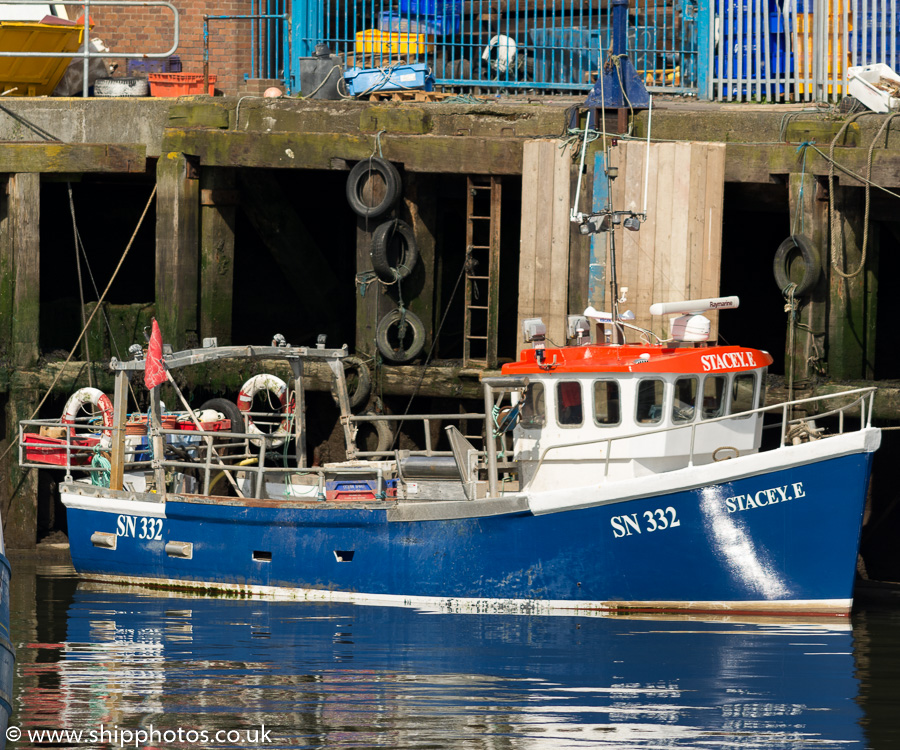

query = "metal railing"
[708, 0, 900, 103]
[203, 0, 290, 93]
[296, 0, 698, 94]
[529, 386, 878, 485]
[0, 0, 179, 97]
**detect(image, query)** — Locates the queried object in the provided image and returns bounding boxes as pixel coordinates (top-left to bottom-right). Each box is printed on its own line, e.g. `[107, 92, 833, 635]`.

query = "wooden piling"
[828, 185, 878, 380]
[786, 173, 828, 391]
[200, 168, 237, 346]
[156, 152, 200, 350]
[0, 173, 41, 548]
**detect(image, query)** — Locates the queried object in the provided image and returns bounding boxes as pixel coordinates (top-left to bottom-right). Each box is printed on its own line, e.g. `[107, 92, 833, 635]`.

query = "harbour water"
[6, 557, 900, 749]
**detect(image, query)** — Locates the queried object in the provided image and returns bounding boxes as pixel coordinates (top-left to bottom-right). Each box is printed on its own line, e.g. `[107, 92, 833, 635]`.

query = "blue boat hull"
[64, 451, 874, 614]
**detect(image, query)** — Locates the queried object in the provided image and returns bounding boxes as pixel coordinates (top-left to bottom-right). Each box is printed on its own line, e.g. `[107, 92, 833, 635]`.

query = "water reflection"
[9, 560, 895, 749]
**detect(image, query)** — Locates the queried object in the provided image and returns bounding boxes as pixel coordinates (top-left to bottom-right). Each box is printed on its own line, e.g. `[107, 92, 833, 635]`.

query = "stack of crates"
[715, 0, 791, 94]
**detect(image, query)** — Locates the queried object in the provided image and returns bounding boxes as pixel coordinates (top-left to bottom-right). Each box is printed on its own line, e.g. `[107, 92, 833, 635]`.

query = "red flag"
[144, 318, 167, 390]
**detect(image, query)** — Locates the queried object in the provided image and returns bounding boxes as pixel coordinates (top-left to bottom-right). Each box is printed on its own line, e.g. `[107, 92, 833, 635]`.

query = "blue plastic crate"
[380, 10, 460, 36]
[399, 0, 462, 16]
[343, 64, 434, 96]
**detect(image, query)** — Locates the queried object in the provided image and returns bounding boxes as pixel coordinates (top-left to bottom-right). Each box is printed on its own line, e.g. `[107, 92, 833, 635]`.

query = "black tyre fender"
[331, 356, 372, 410]
[353, 411, 394, 455]
[375, 308, 426, 363]
[773, 235, 821, 298]
[370, 219, 419, 283]
[346, 157, 402, 219]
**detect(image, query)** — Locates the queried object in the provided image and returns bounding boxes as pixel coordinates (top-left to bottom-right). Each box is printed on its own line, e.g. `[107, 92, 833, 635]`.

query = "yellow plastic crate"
[0, 21, 84, 96]
[354, 29, 434, 58]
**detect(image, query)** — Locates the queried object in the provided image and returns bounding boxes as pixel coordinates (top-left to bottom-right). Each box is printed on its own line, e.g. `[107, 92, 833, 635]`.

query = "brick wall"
[90, 0, 266, 95]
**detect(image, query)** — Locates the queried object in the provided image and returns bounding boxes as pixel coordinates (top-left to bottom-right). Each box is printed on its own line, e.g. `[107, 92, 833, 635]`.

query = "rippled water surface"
[7, 558, 900, 749]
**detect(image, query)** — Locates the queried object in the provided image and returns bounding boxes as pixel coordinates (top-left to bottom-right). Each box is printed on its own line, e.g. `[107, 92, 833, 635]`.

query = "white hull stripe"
[77, 573, 852, 616]
[528, 427, 881, 515]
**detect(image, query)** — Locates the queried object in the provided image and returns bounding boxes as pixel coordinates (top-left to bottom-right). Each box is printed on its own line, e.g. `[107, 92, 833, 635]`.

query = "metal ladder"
[463, 175, 502, 369]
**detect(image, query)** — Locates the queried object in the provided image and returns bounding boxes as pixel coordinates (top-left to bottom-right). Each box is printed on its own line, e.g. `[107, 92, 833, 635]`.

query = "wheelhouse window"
[557, 381, 583, 427]
[672, 376, 698, 423]
[519, 383, 546, 428]
[701, 375, 727, 420]
[636, 379, 664, 425]
[593, 380, 620, 426]
[730, 373, 757, 418]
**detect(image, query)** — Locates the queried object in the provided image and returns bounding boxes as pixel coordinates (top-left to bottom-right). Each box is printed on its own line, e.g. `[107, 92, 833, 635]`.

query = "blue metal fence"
[259, 0, 900, 101]
[289, 0, 700, 94]
[708, 0, 900, 103]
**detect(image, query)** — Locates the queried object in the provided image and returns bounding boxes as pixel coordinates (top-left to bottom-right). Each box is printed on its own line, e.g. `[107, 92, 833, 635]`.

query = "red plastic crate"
[23, 433, 99, 466]
[148, 73, 217, 97]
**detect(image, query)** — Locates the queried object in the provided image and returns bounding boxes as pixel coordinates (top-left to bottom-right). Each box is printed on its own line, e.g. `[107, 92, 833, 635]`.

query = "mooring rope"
[0, 185, 158, 518]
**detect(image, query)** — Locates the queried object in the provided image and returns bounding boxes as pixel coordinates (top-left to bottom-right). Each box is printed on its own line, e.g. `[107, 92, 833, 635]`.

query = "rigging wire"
[0, 185, 158, 520]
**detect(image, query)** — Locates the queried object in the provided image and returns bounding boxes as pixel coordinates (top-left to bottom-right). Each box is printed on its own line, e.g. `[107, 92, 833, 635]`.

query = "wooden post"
[109, 370, 130, 491]
[828, 185, 877, 380]
[0, 173, 40, 548]
[355, 217, 380, 358]
[156, 152, 200, 351]
[786, 173, 828, 393]
[200, 168, 236, 345]
[400, 172, 436, 354]
[4, 174, 41, 368]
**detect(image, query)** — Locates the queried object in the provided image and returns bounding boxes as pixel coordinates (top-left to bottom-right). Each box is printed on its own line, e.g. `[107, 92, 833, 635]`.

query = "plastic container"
[343, 63, 434, 96]
[848, 63, 900, 113]
[148, 73, 217, 96]
[299, 54, 343, 99]
[324, 479, 397, 501]
[23, 433, 98, 466]
[380, 9, 460, 35]
[354, 29, 434, 57]
[126, 56, 182, 77]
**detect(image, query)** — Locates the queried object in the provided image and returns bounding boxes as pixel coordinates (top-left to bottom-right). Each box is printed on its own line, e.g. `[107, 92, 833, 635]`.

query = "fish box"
[23, 433, 98, 466]
[343, 64, 434, 96]
[848, 63, 900, 113]
[324, 479, 397, 501]
[354, 29, 434, 58]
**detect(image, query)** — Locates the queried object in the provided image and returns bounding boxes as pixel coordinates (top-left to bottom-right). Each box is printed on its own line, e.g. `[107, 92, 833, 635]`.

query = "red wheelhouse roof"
[502, 344, 774, 376]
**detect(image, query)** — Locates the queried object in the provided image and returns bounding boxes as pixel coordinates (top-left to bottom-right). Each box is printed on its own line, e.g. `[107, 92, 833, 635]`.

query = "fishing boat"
[16, 292, 879, 616]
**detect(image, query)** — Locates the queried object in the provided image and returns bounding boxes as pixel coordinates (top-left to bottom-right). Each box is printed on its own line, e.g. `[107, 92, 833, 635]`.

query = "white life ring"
[61, 387, 114, 449]
[237, 374, 293, 447]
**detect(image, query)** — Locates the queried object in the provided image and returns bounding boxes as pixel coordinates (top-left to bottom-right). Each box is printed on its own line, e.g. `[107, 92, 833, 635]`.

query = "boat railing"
[348, 412, 486, 459]
[529, 386, 878, 486]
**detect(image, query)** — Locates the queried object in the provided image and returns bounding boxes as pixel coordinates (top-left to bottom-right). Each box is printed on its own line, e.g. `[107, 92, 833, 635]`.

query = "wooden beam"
[2, 392, 39, 548]
[786, 173, 828, 394]
[0, 144, 145, 173]
[828, 185, 878, 380]
[162, 129, 524, 174]
[400, 172, 437, 352]
[355, 217, 380, 358]
[725, 143, 900, 188]
[156, 152, 200, 350]
[3, 173, 41, 367]
[199, 168, 236, 345]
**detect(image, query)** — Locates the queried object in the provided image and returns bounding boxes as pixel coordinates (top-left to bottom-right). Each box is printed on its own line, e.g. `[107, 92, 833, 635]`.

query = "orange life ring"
[236, 374, 293, 447]
[61, 387, 114, 449]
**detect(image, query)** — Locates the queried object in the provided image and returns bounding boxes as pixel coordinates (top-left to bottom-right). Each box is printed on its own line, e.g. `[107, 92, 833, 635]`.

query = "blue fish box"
[343, 64, 434, 96]
[380, 9, 460, 36]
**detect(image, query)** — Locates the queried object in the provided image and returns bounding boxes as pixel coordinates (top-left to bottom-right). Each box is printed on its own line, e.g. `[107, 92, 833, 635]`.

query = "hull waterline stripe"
[76, 573, 853, 616]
